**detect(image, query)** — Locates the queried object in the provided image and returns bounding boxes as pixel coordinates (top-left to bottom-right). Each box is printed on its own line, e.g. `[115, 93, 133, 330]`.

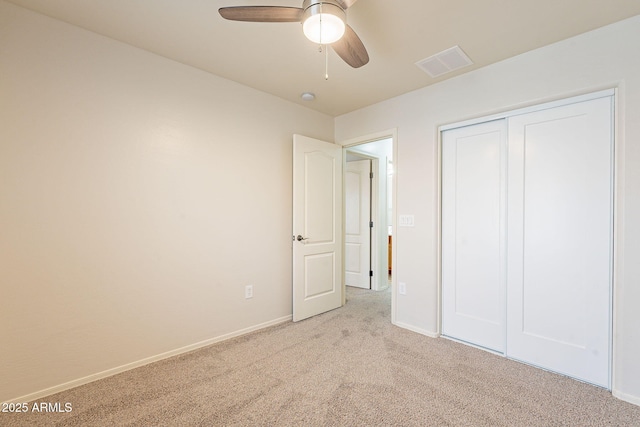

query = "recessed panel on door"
[305, 252, 336, 298]
[305, 151, 336, 244]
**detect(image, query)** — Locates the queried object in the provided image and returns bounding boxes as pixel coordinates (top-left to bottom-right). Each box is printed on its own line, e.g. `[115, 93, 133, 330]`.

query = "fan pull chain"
[325, 45, 329, 80]
[317, 44, 329, 80]
[316, 3, 329, 80]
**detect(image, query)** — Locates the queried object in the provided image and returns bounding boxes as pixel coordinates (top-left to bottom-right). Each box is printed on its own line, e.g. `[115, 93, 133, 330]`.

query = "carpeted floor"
[3, 286, 640, 426]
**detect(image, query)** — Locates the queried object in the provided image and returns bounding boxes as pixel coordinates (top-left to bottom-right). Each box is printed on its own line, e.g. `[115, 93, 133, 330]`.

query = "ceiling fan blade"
[331, 25, 369, 68]
[219, 6, 303, 23]
[335, 0, 359, 9]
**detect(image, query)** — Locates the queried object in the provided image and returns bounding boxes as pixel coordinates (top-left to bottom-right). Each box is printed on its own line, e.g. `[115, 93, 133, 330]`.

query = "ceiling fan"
[218, 0, 369, 68]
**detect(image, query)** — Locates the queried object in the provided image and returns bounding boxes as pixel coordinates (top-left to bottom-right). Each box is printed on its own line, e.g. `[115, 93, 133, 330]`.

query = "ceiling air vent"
[415, 45, 473, 78]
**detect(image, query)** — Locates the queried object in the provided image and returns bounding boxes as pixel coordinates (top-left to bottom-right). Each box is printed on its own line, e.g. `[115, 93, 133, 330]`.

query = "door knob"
[296, 235, 309, 241]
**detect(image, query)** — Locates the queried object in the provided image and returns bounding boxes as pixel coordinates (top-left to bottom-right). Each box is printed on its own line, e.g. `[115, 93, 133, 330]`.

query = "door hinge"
[370, 172, 374, 179]
[369, 221, 374, 228]
[369, 270, 374, 277]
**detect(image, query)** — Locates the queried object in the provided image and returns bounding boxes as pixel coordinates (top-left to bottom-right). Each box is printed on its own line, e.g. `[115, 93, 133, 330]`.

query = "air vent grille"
[416, 45, 473, 78]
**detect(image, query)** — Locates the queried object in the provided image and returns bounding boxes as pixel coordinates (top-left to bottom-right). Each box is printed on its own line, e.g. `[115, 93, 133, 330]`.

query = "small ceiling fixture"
[301, 92, 316, 101]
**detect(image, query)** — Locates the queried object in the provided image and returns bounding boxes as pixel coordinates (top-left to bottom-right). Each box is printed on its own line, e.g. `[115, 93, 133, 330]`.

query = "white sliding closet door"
[441, 93, 613, 388]
[506, 97, 613, 388]
[442, 120, 507, 353]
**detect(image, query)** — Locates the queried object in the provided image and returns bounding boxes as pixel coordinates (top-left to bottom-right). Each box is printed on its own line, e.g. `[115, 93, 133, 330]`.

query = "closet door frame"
[439, 89, 615, 133]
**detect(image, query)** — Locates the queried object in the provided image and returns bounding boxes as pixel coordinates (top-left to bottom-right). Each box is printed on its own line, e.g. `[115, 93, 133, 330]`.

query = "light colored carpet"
[3, 286, 640, 426]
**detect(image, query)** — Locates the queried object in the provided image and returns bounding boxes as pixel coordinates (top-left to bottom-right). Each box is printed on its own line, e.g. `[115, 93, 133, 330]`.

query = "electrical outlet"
[245, 285, 253, 299]
[398, 282, 407, 295]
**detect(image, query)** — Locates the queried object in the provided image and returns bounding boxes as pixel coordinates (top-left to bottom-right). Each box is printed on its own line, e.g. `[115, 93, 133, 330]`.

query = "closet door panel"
[442, 120, 507, 353]
[506, 96, 612, 388]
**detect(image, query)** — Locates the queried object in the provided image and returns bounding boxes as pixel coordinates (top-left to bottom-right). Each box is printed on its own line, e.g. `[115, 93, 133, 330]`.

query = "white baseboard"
[393, 321, 439, 338]
[613, 389, 640, 407]
[6, 315, 292, 404]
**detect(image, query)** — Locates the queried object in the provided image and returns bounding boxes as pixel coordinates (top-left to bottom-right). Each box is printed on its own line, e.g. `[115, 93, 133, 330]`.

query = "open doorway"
[344, 137, 394, 294]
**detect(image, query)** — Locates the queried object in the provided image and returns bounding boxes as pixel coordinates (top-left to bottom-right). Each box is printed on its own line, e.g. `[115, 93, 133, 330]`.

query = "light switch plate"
[398, 282, 407, 295]
[399, 215, 415, 227]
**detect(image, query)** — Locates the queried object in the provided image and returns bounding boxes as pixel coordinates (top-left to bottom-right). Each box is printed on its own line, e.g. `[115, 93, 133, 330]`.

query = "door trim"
[439, 88, 614, 132]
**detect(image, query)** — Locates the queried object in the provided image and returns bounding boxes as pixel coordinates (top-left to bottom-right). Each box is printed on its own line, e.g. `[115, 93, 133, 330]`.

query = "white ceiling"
[7, 0, 640, 116]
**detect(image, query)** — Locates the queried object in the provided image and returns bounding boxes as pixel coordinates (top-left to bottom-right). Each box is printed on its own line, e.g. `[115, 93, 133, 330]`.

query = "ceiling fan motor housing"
[302, 0, 345, 12]
[302, 0, 347, 44]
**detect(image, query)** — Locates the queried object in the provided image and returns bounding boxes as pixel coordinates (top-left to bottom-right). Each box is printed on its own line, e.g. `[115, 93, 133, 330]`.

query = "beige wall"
[0, 1, 333, 402]
[335, 15, 640, 405]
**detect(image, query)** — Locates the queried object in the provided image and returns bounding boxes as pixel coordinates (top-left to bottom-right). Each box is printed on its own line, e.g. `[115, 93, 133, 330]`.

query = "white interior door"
[345, 159, 371, 289]
[292, 134, 343, 322]
[506, 97, 613, 388]
[442, 120, 507, 353]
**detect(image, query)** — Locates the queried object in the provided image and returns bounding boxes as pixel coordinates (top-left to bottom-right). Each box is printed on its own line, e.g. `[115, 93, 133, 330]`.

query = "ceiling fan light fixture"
[302, 1, 346, 45]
